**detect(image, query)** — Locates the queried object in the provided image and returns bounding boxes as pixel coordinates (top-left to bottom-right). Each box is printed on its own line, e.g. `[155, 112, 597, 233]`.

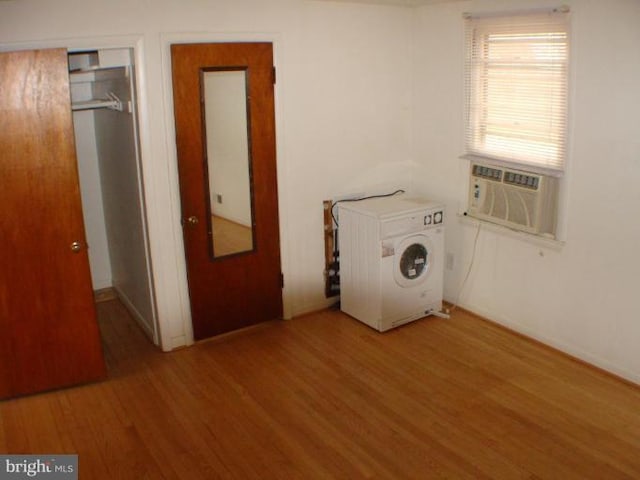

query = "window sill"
[457, 212, 566, 251]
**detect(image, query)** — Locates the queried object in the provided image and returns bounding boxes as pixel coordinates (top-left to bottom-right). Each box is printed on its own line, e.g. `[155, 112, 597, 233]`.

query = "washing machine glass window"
[399, 244, 427, 280]
[393, 234, 433, 288]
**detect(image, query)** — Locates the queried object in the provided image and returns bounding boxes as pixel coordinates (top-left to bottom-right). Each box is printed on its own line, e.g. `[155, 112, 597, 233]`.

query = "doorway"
[171, 42, 283, 340]
[69, 48, 158, 343]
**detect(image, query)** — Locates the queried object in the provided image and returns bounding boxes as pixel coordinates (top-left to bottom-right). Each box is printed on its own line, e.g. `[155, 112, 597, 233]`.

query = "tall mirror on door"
[201, 67, 255, 259]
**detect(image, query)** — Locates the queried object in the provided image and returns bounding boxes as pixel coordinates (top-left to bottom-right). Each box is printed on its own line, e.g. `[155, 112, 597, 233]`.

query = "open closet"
[68, 48, 157, 342]
[0, 46, 156, 398]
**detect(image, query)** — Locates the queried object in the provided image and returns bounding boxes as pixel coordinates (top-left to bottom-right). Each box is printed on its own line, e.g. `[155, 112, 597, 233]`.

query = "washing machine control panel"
[381, 208, 444, 239]
[423, 210, 444, 225]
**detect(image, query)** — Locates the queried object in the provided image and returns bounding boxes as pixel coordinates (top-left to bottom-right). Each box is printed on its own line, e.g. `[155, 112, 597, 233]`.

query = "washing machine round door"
[393, 234, 433, 288]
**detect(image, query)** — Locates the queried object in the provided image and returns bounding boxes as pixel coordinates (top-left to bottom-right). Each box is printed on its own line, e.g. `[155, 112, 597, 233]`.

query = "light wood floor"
[2, 301, 640, 479]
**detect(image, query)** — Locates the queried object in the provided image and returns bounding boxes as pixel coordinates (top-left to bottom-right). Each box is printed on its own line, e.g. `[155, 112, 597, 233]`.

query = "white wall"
[0, 0, 414, 349]
[70, 69, 113, 290]
[73, 109, 113, 290]
[412, 0, 640, 383]
[283, 2, 414, 313]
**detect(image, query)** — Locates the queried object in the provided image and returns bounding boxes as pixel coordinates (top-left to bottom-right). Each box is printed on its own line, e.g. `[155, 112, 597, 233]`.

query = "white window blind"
[464, 10, 569, 174]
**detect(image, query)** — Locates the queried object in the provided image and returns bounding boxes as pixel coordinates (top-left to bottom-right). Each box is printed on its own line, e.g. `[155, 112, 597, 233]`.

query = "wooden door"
[171, 43, 283, 340]
[0, 48, 106, 398]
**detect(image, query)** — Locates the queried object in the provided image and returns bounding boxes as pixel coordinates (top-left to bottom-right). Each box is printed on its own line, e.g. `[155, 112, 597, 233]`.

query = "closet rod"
[71, 92, 124, 112]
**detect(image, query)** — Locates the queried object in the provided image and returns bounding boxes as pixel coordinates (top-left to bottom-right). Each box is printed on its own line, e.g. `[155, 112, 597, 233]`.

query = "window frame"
[463, 10, 570, 177]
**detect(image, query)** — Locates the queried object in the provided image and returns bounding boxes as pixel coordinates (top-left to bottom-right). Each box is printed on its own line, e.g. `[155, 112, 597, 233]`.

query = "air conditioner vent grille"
[472, 164, 502, 181]
[482, 182, 538, 227]
[504, 171, 540, 190]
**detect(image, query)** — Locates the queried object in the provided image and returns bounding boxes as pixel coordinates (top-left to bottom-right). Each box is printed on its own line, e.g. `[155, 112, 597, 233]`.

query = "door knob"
[186, 216, 199, 225]
[70, 241, 83, 253]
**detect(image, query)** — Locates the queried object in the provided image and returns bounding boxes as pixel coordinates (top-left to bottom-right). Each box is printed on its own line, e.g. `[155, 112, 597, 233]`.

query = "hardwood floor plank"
[179, 345, 336, 479]
[19, 395, 65, 453]
[288, 314, 532, 478]
[208, 334, 404, 478]
[1, 301, 640, 479]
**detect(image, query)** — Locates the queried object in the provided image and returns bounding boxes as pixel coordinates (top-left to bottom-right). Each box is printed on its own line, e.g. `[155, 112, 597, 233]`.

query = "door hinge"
[272, 66, 276, 85]
[280, 272, 284, 289]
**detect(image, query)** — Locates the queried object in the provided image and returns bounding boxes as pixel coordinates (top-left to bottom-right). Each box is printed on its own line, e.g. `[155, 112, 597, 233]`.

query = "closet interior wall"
[70, 49, 157, 343]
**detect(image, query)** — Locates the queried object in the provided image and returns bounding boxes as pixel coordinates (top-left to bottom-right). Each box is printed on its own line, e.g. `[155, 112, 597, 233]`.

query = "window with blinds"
[464, 10, 569, 174]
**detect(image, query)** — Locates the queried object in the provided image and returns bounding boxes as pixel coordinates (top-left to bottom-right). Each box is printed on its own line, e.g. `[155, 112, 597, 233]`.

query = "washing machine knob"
[433, 211, 443, 224]
[424, 214, 432, 225]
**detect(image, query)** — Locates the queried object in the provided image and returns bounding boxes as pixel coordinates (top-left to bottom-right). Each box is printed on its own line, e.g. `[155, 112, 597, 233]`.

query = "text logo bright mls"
[1, 456, 77, 479]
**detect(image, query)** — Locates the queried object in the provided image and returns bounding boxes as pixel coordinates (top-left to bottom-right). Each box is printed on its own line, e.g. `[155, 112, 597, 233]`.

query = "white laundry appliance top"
[338, 195, 443, 219]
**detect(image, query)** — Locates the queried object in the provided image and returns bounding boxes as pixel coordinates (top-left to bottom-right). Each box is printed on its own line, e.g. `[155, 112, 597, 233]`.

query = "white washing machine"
[338, 196, 445, 331]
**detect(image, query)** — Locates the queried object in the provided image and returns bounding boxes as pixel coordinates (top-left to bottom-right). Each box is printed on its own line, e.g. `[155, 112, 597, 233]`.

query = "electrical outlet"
[216, 194, 223, 204]
[445, 252, 455, 270]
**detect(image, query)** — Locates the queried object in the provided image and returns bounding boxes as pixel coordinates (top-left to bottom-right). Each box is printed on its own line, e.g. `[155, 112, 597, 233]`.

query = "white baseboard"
[291, 297, 340, 319]
[451, 299, 640, 386]
[113, 286, 156, 344]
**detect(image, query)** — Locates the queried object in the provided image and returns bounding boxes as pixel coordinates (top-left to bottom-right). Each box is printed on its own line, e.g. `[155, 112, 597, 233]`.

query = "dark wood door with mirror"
[0, 48, 106, 398]
[171, 43, 283, 340]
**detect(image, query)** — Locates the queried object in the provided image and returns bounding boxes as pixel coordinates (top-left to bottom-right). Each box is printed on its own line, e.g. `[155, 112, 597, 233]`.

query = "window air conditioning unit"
[467, 162, 559, 237]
